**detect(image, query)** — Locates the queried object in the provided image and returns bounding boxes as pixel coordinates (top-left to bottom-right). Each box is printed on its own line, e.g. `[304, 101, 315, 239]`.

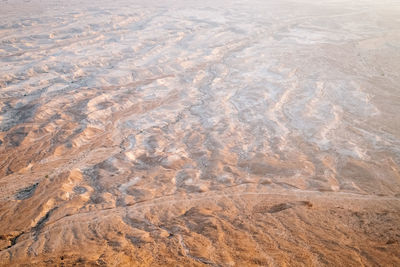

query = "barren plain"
[1, 0, 400, 266]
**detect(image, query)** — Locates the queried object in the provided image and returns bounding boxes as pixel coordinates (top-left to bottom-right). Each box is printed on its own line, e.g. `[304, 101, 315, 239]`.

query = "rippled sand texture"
[1, 0, 400, 265]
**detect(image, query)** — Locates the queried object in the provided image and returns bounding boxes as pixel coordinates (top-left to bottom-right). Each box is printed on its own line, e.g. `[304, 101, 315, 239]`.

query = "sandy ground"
[1, 0, 400, 265]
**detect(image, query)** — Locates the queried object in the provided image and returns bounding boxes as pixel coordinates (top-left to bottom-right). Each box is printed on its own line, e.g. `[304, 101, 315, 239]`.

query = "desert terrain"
[1, 0, 400, 265]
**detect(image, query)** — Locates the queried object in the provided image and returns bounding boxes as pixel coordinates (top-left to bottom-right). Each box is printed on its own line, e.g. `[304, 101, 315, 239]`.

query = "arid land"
[1, 0, 400, 266]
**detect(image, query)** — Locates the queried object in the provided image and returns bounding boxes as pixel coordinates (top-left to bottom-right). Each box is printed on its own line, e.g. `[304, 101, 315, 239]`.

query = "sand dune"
[1, 0, 400, 265]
